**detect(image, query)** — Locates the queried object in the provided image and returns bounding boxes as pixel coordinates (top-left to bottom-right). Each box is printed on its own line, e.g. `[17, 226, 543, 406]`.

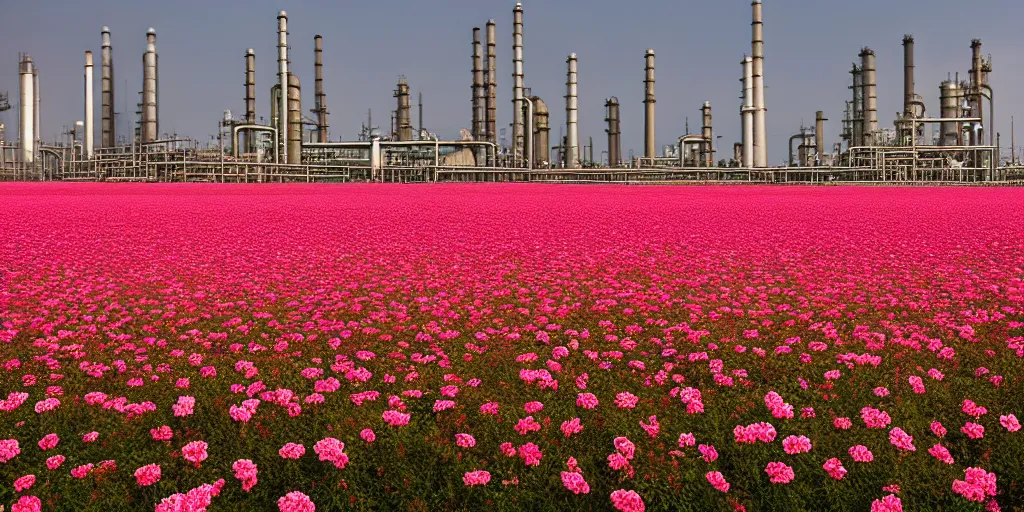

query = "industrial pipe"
[512, 4, 525, 164]
[565, 53, 579, 169]
[643, 49, 656, 159]
[101, 27, 115, 148]
[278, 11, 289, 164]
[522, 96, 534, 169]
[751, 0, 767, 167]
[19, 55, 34, 164]
[142, 28, 158, 143]
[84, 51, 94, 159]
[231, 124, 277, 158]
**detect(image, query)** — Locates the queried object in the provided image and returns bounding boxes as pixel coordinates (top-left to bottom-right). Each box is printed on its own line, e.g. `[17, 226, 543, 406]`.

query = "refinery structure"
[0, 2, 1021, 184]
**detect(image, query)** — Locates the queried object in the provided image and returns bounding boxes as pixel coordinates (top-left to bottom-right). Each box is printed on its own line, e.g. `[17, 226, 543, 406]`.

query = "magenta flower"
[561, 471, 591, 494]
[609, 489, 645, 512]
[278, 491, 315, 512]
[823, 458, 847, 480]
[14, 474, 36, 492]
[463, 470, 491, 486]
[182, 440, 209, 466]
[517, 442, 543, 466]
[1000, 414, 1021, 432]
[782, 435, 812, 454]
[765, 462, 795, 484]
[279, 442, 306, 460]
[705, 471, 730, 492]
[134, 464, 162, 487]
[11, 496, 42, 512]
[889, 428, 916, 451]
[455, 433, 476, 448]
[233, 459, 259, 492]
[313, 438, 348, 469]
[1, 439, 22, 463]
[849, 445, 874, 462]
[360, 429, 376, 443]
[37, 434, 59, 451]
[871, 494, 903, 512]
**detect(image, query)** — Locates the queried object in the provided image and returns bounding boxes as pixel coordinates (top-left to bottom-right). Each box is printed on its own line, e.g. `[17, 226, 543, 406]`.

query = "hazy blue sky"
[2, 0, 1022, 164]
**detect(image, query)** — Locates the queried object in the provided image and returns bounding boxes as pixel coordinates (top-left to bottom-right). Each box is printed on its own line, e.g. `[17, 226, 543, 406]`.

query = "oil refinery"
[0, 2, 1021, 184]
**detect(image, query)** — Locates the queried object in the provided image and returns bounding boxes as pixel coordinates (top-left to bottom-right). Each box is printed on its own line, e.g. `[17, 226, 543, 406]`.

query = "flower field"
[1, 183, 1023, 511]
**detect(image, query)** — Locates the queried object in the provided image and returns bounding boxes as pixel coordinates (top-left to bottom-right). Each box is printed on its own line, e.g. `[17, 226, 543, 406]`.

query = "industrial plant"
[0, 2, 1021, 184]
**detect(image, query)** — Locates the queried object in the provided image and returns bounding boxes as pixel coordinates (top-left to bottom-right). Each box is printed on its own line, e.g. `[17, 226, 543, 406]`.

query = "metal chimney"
[751, 0, 767, 167]
[244, 49, 256, 151]
[701, 101, 713, 166]
[84, 51, 94, 159]
[512, 4, 525, 164]
[277, 11, 289, 163]
[313, 35, 329, 143]
[605, 97, 621, 167]
[859, 48, 877, 146]
[141, 28, 158, 142]
[565, 53, 579, 169]
[101, 27, 115, 148]
[485, 20, 497, 146]
[643, 49, 656, 159]
[395, 78, 412, 142]
[815, 111, 826, 165]
[741, 56, 754, 167]
[33, 67, 39, 148]
[970, 39, 984, 146]
[902, 36, 915, 119]
[19, 55, 34, 164]
[287, 73, 301, 164]
[472, 28, 485, 141]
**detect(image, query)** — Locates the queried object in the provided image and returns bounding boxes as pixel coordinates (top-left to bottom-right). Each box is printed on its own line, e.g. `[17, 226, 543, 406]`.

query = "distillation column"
[701, 101, 713, 166]
[605, 97, 621, 167]
[395, 79, 412, 142]
[512, 3, 525, 163]
[101, 27, 115, 148]
[940, 81, 960, 146]
[902, 36, 916, 123]
[751, 0, 767, 167]
[741, 56, 754, 167]
[471, 28, 485, 142]
[850, 64, 863, 146]
[141, 28, 158, 142]
[84, 51, 94, 159]
[485, 20, 497, 147]
[244, 49, 256, 152]
[643, 49, 656, 160]
[531, 96, 549, 168]
[313, 35, 329, 143]
[277, 11, 289, 163]
[19, 55, 34, 165]
[287, 74, 301, 164]
[860, 48, 877, 146]
[565, 54, 579, 169]
[815, 110, 825, 165]
[970, 39, 984, 147]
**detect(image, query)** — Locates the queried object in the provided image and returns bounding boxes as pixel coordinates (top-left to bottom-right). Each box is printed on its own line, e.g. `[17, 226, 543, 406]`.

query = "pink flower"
[1000, 414, 1021, 432]
[360, 429, 376, 443]
[71, 463, 94, 478]
[456, 433, 476, 448]
[463, 470, 491, 486]
[524, 401, 544, 414]
[610, 489, 645, 512]
[613, 437, 636, 460]
[433, 400, 456, 412]
[313, 438, 349, 469]
[699, 444, 719, 463]
[782, 435, 812, 455]
[561, 417, 584, 437]
[849, 445, 874, 463]
[705, 471, 730, 492]
[383, 410, 410, 426]
[678, 433, 696, 448]
[46, 455, 65, 470]
[517, 442, 543, 466]
[576, 393, 599, 409]
[561, 471, 591, 494]
[961, 422, 985, 440]
[614, 392, 639, 409]
[82, 431, 99, 443]
[14, 474, 36, 492]
[500, 442, 516, 457]
[514, 416, 542, 435]
[952, 467, 998, 502]
[182, 440, 209, 466]
[1, 439, 22, 463]
[889, 428, 916, 451]
[38, 433, 59, 451]
[640, 415, 660, 438]
[823, 458, 846, 480]
[279, 442, 306, 460]
[233, 459, 259, 491]
[608, 453, 631, 471]
[172, 396, 196, 417]
[929, 444, 955, 465]
[833, 417, 853, 430]
[11, 496, 42, 512]
[861, 407, 892, 429]
[765, 462, 795, 484]
[278, 491, 316, 512]
[871, 494, 903, 512]
[134, 464, 162, 487]
[151, 425, 174, 441]
[480, 402, 499, 415]
[931, 421, 947, 438]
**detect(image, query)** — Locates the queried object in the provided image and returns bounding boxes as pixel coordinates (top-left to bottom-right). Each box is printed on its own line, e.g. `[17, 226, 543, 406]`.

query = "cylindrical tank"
[287, 73, 301, 164]
[84, 51, 94, 159]
[751, 0, 767, 167]
[940, 80, 960, 146]
[643, 49, 656, 159]
[314, 35, 328, 143]
[101, 27, 115, 148]
[142, 28, 158, 142]
[741, 56, 754, 167]
[278, 11, 289, 163]
[512, 4, 525, 162]
[19, 55, 34, 164]
[532, 96, 549, 169]
[472, 28, 485, 141]
[485, 20, 497, 146]
[860, 48, 877, 146]
[565, 54, 579, 169]
[605, 97, 621, 167]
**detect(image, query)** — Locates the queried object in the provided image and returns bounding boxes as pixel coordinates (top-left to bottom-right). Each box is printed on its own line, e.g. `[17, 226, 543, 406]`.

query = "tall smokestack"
[313, 35, 329, 143]
[395, 78, 412, 142]
[33, 67, 39, 148]
[512, 4, 525, 164]
[287, 73, 301, 164]
[701, 101, 713, 166]
[101, 27, 115, 148]
[472, 28, 485, 142]
[860, 48, 877, 146]
[902, 36, 915, 119]
[277, 11, 289, 163]
[244, 49, 256, 152]
[815, 110, 826, 165]
[141, 28, 158, 142]
[741, 56, 754, 167]
[19, 55, 34, 164]
[84, 51, 94, 158]
[970, 39, 984, 146]
[751, 0, 767, 167]
[851, 64, 863, 146]
[531, 96, 549, 169]
[643, 49, 656, 159]
[605, 97, 621, 167]
[485, 20, 497, 146]
[565, 53, 579, 169]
